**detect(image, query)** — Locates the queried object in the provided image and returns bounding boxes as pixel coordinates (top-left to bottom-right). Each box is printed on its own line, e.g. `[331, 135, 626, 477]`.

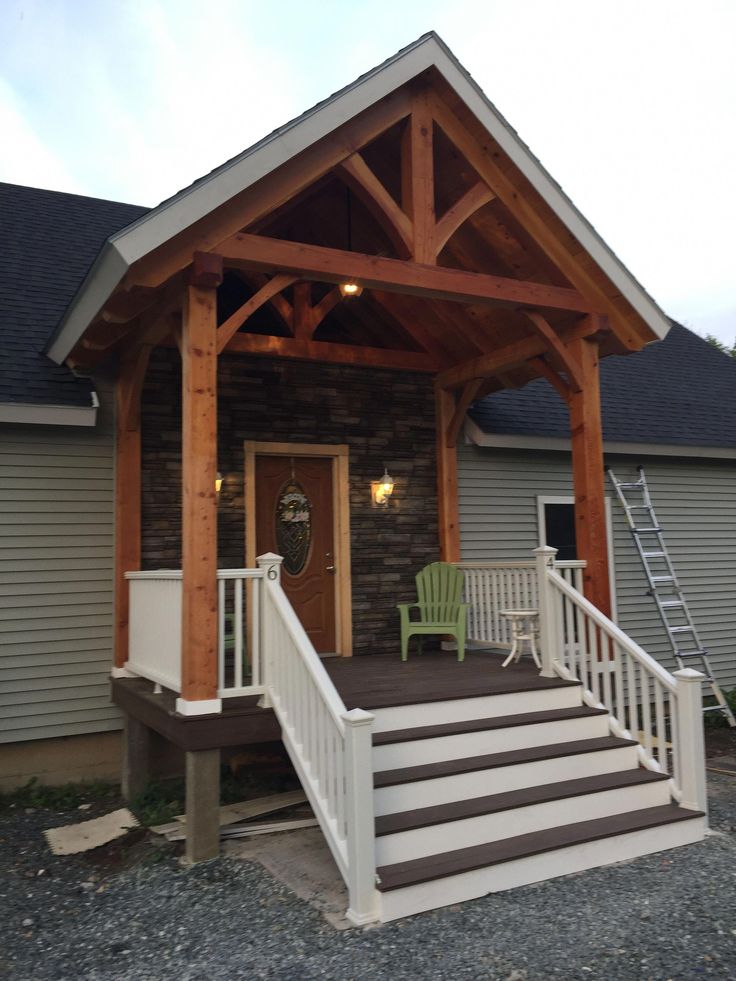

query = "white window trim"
[536, 494, 618, 622]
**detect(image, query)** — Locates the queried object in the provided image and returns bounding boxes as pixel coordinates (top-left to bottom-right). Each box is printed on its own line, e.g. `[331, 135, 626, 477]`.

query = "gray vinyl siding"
[458, 444, 736, 692]
[0, 383, 120, 743]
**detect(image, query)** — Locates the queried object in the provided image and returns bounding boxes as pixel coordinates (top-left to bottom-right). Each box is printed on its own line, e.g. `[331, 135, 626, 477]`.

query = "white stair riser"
[379, 816, 705, 922]
[374, 745, 639, 815]
[373, 714, 609, 771]
[371, 686, 581, 734]
[376, 779, 671, 865]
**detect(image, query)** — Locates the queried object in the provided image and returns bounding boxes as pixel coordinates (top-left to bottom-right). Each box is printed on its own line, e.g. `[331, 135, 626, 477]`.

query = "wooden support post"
[121, 716, 150, 801]
[568, 327, 611, 617]
[114, 354, 142, 669]
[435, 386, 461, 562]
[184, 749, 221, 863]
[179, 267, 221, 714]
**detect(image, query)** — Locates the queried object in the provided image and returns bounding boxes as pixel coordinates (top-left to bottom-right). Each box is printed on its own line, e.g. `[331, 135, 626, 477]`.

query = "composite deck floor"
[324, 650, 576, 710]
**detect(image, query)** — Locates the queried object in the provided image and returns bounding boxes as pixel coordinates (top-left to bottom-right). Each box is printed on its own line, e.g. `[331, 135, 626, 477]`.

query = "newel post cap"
[673, 667, 707, 683]
[256, 552, 283, 565]
[533, 546, 558, 557]
[342, 708, 376, 727]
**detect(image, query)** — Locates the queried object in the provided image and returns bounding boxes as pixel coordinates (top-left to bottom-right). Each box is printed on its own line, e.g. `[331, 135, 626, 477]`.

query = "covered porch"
[47, 36, 703, 923]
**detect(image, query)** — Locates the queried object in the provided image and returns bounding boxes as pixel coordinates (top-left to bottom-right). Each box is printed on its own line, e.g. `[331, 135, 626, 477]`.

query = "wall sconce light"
[339, 281, 363, 298]
[371, 466, 394, 508]
[215, 471, 223, 495]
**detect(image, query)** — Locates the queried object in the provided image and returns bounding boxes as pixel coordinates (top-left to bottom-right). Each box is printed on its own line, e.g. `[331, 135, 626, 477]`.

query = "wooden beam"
[433, 182, 496, 257]
[216, 273, 297, 353]
[114, 353, 143, 669]
[436, 317, 599, 390]
[435, 386, 461, 561]
[402, 93, 435, 263]
[429, 94, 650, 351]
[523, 310, 583, 391]
[446, 379, 483, 448]
[336, 153, 413, 259]
[292, 282, 313, 339]
[310, 287, 343, 334]
[369, 290, 461, 363]
[223, 330, 439, 372]
[529, 355, 572, 404]
[124, 89, 413, 290]
[568, 326, 611, 617]
[181, 281, 219, 703]
[219, 232, 598, 314]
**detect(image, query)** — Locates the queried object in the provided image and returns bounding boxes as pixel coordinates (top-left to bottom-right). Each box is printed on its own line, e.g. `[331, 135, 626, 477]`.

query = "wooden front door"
[254, 455, 337, 653]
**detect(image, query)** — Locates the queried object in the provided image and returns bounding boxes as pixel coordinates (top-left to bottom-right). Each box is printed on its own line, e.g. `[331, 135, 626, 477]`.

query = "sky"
[1, 0, 735, 343]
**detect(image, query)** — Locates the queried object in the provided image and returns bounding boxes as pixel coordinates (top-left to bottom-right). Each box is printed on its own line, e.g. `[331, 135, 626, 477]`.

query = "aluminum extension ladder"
[608, 465, 736, 727]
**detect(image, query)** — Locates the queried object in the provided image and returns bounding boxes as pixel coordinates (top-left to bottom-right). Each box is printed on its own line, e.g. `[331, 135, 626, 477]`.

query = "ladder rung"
[670, 625, 696, 634]
[633, 527, 661, 534]
[643, 551, 666, 558]
[702, 705, 725, 712]
[651, 576, 675, 583]
[627, 505, 652, 511]
[660, 600, 684, 608]
[676, 650, 707, 659]
[618, 482, 644, 489]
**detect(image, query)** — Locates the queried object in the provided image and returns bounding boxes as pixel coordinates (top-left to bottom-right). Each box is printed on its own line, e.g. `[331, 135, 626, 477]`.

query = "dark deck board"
[325, 650, 578, 711]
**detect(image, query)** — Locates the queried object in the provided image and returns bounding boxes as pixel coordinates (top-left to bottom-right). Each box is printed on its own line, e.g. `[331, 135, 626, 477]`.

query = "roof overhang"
[46, 32, 672, 366]
[0, 392, 99, 427]
[465, 418, 736, 461]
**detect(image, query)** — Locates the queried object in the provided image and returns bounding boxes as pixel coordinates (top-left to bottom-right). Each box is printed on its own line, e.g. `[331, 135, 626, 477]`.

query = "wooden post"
[568, 329, 611, 617]
[673, 668, 708, 816]
[534, 546, 559, 678]
[113, 354, 142, 669]
[435, 386, 461, 562]
[121, 716, 150, 801]
[178, 260, 222, 715]
[343, 708, 380, 925]
[184, 748, 221, 863]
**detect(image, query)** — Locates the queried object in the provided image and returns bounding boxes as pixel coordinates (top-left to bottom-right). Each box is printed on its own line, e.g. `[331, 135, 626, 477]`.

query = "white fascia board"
[465, 418, 736, 461]
[0, 397, 98, 427]
[47, 32, 671, 365]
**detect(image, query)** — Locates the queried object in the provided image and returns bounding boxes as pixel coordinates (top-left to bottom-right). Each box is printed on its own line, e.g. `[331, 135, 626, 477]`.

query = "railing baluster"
[218, 577, 226, 692]
[654, 680, 666, 771]
[234, 577, 243, 689]
[641, 669, 653, 757]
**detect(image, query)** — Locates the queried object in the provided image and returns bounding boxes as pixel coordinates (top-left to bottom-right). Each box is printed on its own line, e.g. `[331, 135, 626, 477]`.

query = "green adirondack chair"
[397, 562, 469, 662]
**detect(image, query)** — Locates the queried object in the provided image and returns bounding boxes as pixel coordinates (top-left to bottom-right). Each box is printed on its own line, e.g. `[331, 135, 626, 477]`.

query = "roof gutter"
[465, 418, 736, 461]
[0, 392, 99, 427]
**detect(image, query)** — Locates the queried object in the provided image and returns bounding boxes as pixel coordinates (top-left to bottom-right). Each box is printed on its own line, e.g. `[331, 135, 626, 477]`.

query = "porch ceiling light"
[215, 472, 223, 495]
[339, 281, 363, 298]
[371, 466, 394, 508]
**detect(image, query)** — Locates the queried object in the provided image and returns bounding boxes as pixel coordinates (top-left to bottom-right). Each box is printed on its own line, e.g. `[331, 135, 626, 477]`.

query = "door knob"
[326, 565, 336, 574]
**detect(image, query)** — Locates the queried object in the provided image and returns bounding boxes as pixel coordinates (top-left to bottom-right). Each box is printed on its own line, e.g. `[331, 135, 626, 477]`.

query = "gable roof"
[0, 183, 146, 419]
[46, 31, 672, 365]
[469, 323, 736, 453]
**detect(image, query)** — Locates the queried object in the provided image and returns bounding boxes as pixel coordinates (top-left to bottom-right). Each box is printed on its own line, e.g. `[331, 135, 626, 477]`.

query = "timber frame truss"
[96, 80, 639, 696]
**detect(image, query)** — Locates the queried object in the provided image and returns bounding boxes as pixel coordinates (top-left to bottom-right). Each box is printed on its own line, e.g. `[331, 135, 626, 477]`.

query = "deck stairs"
[367, 675, 705, 922]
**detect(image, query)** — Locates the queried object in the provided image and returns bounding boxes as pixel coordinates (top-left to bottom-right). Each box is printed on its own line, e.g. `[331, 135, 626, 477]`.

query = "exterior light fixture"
[339, 282, 363, 298]
[371, 466, 394, 508]
[215, 472, 223, 495]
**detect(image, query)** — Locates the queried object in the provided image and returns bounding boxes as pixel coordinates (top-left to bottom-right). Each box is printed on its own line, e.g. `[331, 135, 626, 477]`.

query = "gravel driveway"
[1, 774, 735, 981]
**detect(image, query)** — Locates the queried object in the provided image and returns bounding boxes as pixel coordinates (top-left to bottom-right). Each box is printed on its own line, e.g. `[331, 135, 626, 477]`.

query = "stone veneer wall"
[140, 349, 439, 655]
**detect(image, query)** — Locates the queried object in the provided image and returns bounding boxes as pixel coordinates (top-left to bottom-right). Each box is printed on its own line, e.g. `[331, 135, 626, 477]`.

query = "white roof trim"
[0, 397, 98, 427]
[465, 418, 736, 461]
[47, 32, 671, 365]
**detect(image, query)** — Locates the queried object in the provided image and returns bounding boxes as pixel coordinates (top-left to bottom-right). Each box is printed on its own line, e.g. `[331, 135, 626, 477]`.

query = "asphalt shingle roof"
[470, 323, 736, 448]
[0, 182, 147, 408]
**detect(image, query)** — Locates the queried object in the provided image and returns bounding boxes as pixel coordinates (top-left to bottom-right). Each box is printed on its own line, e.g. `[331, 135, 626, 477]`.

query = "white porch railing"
[126, 567, 267, 698]
[457, 559, 585, 648]
[260, 558, 379, 925]
[534, 546, 707, 814]
[125, 555, 379, 925]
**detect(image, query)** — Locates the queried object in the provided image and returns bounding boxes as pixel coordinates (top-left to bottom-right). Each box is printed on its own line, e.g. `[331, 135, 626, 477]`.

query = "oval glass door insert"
[275, 480, 312, 576]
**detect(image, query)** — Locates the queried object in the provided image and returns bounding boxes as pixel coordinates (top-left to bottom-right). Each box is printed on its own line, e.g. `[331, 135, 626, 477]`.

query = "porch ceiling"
[55, 35, 670, 402]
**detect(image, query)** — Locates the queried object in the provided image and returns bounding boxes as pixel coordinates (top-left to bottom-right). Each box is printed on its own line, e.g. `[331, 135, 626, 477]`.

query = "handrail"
[547, 568, 677, 692]
[455, 560, 586, 570]
[260, 556, 379, 925]
[541, 554, 707, 814]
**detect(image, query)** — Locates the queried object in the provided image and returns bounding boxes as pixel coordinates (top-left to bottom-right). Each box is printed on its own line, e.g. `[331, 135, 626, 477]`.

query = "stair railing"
[257, 553, 379, 926]
[535, 546, 707, 815]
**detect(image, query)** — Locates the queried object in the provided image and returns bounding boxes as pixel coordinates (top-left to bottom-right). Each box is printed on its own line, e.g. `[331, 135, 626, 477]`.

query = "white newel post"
[257, 553, 283, 709]
[343, 707, 380, 926]
[673, 668, 708, 816]
[534, 546, 559, 678]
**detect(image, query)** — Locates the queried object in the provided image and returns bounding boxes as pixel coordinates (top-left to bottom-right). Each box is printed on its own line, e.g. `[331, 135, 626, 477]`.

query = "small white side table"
[500, 609, 541, 669]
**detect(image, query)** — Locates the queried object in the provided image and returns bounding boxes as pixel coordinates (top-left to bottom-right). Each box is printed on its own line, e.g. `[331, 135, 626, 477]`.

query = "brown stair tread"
[374, 735, 639, 789]
[373, 705, 608, 747]
[375, 768, 670, 836]
[376, 804, 704, 892]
